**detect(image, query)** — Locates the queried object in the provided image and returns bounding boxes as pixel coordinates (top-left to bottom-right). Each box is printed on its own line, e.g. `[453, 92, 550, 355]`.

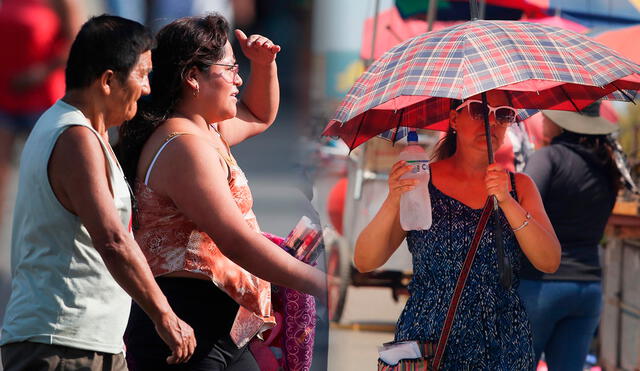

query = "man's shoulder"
[28, 101, 87, 138]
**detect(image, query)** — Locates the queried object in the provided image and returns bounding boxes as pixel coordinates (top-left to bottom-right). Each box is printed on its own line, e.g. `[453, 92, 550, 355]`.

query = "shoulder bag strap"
[432, 197, 494, 370]
[509, 171, 519, 202]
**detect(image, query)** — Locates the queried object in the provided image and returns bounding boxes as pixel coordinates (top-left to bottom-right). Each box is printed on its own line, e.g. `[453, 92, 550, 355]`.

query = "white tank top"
[0, 100, 132, 354]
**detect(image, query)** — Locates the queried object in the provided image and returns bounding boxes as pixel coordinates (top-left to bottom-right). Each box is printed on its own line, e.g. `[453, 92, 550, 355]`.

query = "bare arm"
[153, 135, 325, 298]
[486, 165, 561, 273]
[48, 126, 195, 364]
[218, 29, 280, 146]
[353, 161, 415, 272]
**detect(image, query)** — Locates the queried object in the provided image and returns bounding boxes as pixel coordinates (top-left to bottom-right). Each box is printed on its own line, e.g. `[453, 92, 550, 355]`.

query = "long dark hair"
[117, 13, 230, 183]
[559, 131, 623, 193]
[431, 99, 462, 161]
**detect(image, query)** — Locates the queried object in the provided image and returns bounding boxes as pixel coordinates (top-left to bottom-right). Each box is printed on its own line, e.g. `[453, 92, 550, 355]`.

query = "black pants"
[125, 277, 259, 371]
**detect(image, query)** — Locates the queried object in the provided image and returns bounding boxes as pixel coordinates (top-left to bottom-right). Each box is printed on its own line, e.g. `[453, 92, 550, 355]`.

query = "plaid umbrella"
[323, 20, 640, 150]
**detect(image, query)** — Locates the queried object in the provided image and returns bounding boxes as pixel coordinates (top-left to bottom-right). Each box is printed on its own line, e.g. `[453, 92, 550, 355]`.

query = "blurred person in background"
[106, 0, 255, 33]
[148, 0, 255, 31]
[106, 0, 146, 24]
[0, 15, 197, 370]
[118, 13, 325, 370]
[519, 101, 622, 371]
[0, 0, 82, 226]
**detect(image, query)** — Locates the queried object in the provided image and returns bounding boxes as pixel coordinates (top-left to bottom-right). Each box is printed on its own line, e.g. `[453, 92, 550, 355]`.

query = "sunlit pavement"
[327, 286, 406, 370]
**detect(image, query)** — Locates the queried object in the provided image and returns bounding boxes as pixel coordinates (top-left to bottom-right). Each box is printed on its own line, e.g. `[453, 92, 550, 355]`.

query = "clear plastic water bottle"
[398, 131, 432, 231]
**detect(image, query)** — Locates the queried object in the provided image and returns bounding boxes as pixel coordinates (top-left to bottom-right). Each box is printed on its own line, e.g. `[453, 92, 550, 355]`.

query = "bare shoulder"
[428, 159, 448, 174]
[53, 125, 105, 168]
[514, 172, 540, 202]
[50, 125, 109, 213]
[428, 158, 445, 168]
[147, 132, 227, 192]
[428, 158, 452, 182]
[160, 133, 218, 159]
[57, 124, 102, 149]
[138, 118, 211, 176]
[514, 172, 535, 188]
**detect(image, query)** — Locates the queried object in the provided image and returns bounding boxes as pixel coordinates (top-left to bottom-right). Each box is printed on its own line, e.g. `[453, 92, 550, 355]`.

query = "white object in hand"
[378, 341, 423, 365]
[398, 131, 432, 231]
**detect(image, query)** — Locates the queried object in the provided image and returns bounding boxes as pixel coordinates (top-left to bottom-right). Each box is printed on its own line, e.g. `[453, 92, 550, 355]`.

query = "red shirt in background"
[0, 0, 66, 114]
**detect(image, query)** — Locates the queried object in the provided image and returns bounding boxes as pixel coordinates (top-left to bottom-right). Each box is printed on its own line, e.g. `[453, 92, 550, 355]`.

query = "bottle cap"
[407, 130, 418, 143]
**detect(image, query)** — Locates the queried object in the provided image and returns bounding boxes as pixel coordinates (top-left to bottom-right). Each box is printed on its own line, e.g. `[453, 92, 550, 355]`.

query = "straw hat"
[541, 101, 618, 135]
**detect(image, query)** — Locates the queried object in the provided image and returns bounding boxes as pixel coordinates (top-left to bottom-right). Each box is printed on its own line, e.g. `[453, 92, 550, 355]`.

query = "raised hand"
[234, 29, 281, 66]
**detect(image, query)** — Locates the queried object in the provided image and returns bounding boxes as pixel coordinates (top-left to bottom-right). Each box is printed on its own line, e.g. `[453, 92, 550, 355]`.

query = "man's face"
[109, 50, 152, 125]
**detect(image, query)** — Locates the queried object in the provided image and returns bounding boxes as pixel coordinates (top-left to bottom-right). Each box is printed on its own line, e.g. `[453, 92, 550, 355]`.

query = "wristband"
[512, 212, 532, 232]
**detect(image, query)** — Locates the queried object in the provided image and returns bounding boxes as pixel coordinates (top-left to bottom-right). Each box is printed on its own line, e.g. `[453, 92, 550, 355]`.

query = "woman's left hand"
[235, 29, 281, 65]
[485, 163, 512, 204]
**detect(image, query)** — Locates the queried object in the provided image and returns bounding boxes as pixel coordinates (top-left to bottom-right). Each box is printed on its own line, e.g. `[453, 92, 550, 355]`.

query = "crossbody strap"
[510, 171, 518, 202]
[432, 197, 494, 370]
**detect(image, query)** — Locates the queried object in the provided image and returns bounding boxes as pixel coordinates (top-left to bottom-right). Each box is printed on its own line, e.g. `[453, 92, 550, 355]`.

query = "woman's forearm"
[217, 230, 325, 298]
[499, 197, 561, 273]
[241, 61, 279, 125]
[354, 196, 406, 272]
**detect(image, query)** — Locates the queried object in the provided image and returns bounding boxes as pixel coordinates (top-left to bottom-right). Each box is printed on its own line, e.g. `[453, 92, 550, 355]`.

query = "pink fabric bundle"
[251, 232, 317, 371]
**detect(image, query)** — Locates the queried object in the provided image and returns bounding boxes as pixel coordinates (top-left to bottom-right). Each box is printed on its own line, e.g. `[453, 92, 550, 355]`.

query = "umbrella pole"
[479, 0, 486, 20]
[470, 0, 479, 20]
[481, 92, 512, 288]
[367, 0, 381, 67]
[427, 0, 438, 31]
[480, 92, 495, 164]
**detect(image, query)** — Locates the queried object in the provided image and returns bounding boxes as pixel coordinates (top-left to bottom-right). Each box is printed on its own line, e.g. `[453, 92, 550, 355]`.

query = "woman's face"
[450, 90, 512, 155]
[198, 41, 242, 122]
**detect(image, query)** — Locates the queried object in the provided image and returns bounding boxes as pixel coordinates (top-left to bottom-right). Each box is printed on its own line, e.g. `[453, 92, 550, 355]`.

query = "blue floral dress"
[394, 176, 534, 370]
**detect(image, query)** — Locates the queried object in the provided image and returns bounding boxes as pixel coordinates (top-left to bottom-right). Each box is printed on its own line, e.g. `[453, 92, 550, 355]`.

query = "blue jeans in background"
[518, 279, 602, 371]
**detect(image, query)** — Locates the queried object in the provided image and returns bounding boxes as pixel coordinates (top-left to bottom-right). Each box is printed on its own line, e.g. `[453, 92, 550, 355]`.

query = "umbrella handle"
[481, 92, 512, 288]
[480, 92, 495, 165]
[493, 209, 513, 288]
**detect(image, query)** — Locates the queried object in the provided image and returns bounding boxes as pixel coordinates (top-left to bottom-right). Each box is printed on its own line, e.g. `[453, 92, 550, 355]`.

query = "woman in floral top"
[118, 13, 325, 371]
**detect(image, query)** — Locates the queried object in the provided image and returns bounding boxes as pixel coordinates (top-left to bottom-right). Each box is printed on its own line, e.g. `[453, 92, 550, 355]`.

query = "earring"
[193, 86, 199, 97]
[452, 128, 457, 134]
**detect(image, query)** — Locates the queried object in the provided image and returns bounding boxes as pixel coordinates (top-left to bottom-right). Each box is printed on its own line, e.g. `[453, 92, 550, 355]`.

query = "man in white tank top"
[0, 15, 196, 371]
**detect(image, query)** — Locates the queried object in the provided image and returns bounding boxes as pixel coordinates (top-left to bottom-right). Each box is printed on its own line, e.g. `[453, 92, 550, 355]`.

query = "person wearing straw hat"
[519, 101, 622, 371]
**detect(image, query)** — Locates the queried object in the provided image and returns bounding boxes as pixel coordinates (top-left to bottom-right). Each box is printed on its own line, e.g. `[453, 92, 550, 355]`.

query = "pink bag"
[252, 233, 317, 371]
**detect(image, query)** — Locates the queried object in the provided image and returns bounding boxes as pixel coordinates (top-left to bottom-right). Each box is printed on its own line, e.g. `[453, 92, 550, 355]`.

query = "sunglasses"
[455, 99, 518, 127]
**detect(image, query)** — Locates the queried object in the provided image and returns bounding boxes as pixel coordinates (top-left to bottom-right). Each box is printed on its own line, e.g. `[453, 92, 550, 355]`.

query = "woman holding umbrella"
[354, 90, 561, 369]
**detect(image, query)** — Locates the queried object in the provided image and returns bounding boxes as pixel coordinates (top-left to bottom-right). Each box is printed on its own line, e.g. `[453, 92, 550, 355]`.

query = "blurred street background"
[2, 0, 640, 370]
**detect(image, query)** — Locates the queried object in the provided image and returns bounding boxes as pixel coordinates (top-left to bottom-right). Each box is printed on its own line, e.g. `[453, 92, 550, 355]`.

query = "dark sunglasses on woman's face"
[455, 99, 518, 127]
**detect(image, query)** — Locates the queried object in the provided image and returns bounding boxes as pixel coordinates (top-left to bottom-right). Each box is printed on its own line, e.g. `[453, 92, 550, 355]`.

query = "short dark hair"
[65, 14, 153, 90]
